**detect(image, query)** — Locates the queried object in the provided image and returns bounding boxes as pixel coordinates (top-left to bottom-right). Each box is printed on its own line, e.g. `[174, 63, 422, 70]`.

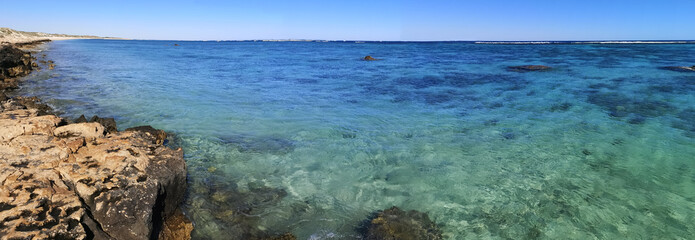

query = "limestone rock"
[89, 115, 118, 133]
[0, 45, 34, 91]
[1, 46, 33, 79]
[126, 125, 167, 145]
[0, 99, 190, 240]
[364, 206, 442, 240]
[54, 122, 105, 140]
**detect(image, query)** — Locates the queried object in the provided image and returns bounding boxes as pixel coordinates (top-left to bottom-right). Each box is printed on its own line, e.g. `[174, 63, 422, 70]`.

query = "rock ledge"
[0, 98, 190, 240]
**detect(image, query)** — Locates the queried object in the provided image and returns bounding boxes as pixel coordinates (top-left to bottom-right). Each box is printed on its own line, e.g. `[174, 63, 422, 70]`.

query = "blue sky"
[2, 0, 694, 41]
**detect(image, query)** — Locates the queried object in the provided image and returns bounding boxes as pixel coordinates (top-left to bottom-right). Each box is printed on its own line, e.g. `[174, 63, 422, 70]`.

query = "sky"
[2, 0, 694, 41]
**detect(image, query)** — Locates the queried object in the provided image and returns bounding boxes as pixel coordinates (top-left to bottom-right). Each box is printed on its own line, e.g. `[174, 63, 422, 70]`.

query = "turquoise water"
[19, 40, 695, 239]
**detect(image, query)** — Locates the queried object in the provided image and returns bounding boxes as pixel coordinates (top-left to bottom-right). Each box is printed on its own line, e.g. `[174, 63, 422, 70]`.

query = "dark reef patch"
[189, 176, 292, 239]
[672, 108, 695, 138]
[361, 206, 442, 240]
[549, 102, 573, 112]
[587, 92, 676, 119]
[506, 65, 552, 72]
[219, 134, 296, 155]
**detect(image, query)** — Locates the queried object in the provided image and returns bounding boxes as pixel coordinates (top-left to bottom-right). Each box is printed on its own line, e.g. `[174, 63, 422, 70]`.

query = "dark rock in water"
[199, 179, 289, 239]
[126, 125, 168, 145]
[582, 149, 592, 155]
[507, 65, 552, 72]
[159, 208, 194, 240]
[363, 206, 442, 240]
[12, 96, 53, 115]
[609, 109, 629, 118]
[1, 46, 34, 85]
[74, 114, 88, 123]
[501, 129, 516, 140]
[219, 134, 295, 155]
[90, 115, 118, 133]
[628, 115, 646, 124]
[659, 66, 695, 72]
[261, 233, 297, 240]
[363, 55, 379, 61]
[549, 102, 572, 112]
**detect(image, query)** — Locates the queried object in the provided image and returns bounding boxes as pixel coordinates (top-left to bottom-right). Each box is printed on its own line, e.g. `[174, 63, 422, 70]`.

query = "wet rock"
[90, 115, 118, 133]
[11, 96, 53, 115]
[507, 65, 552, 72]
[261, 233, 297, 240]
[0, 99, 190, 240]
[659, 66, 695, 72]
[159, 208, 194, 240]
[363, 206, 442, 240]
[363, 55, 379, 61]
[74, 114, 88, 123]
[192, 178, 289, 239]
[1, 46, 34, 90]
[126, 125, 167, 145]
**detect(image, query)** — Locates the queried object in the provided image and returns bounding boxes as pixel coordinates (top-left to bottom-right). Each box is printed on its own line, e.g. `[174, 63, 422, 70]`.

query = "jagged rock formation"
[0, 98, 190, 239]
[1, 45, 35, 91]
[363, 206, 442, 240]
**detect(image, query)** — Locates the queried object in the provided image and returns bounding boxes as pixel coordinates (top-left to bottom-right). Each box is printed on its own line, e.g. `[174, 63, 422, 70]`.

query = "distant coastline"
[0, 27, 123, 45]
[6, 27, 692, 44]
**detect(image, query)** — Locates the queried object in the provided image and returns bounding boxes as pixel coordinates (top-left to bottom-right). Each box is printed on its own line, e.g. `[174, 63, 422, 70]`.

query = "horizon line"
[96, 38, 695, 44]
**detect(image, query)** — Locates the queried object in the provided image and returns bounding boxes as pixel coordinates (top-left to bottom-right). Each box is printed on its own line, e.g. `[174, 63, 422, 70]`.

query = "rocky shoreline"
[1, 41, 192, 239]
[1, 39, 446, 240]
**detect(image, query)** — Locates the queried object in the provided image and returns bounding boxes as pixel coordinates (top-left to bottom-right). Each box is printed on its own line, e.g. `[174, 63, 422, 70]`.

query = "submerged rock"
[189, 177, 289, 239]
[262, 233, 297, 240]
[363, 206, 442, 240]
[659, 66, 695, 72]
[219, 134, 295, 155]
[0, 99, 189, 240]
[159, 208, 194, 240]
[507, 65, 552, 72]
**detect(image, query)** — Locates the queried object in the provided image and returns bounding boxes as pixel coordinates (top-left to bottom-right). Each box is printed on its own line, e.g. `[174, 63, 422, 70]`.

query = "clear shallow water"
[18, 40, 695, 239]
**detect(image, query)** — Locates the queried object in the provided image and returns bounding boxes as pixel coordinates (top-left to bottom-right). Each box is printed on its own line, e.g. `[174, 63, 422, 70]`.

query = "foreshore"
[1, 40, 192, 239]
[1, 38, 446, 240]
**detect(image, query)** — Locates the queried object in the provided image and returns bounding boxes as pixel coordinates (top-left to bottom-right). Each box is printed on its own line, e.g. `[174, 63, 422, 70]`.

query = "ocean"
[19, 40, 695, 239]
